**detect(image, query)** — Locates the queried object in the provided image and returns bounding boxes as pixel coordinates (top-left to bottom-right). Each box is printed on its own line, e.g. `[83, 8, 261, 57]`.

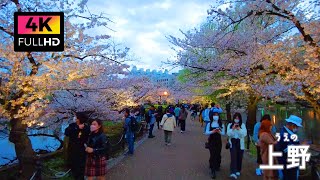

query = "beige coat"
[160, 114, 176, 131]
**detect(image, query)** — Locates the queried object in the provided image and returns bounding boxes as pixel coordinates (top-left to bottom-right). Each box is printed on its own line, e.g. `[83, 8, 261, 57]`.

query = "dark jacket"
[65, 123, 90, 150]
[87, 132, 108, 157]
[276, 126, 300, 166]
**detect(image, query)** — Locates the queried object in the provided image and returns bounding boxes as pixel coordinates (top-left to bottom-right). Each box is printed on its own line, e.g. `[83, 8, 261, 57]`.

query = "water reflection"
[257, 107, 319, 145]
[0, 123, 68, 166]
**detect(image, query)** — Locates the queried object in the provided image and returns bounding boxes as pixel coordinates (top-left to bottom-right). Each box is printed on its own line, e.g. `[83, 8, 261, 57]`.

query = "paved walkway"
[107, 114, 261, 180]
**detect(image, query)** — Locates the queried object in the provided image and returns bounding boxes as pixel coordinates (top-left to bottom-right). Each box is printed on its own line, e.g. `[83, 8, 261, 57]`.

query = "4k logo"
[14, 12, 64, 52]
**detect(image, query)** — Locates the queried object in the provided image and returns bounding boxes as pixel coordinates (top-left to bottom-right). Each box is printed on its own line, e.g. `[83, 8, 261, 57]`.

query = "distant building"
[129, 66, 178, 88]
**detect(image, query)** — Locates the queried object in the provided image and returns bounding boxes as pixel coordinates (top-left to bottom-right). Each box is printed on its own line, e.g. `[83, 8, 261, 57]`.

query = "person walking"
[227, 112, 247, 179]
[123, 108, 135, 155]
[64, 112, 90, 180]
[156, 106, 164, 129]
[253, 114, 277, 176]
[259, 120, 278, 180]
[205, 112, 225, 179]
[178, 106, 188, 133]
[199, 106, 205, 127]
[148, 105, 157, 138]
[85, 119, 108, 180]
[276, 115, 303, 180]
[202, 104, 211, 133]
[174, 105, 181, 127]
[160, 108, 177, 146]
[210, 102, 223, 114]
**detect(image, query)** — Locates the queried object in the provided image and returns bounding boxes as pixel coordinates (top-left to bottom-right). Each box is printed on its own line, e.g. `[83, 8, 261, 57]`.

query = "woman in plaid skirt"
[85, 119, 108, 180]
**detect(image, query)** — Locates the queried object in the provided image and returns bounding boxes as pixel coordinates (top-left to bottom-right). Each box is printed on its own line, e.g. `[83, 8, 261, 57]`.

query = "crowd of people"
[64, 103, 305, 180]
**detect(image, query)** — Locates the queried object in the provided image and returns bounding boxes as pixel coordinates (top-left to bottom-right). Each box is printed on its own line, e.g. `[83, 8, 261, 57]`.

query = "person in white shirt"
[227, 112, 247, 179]
[160, 109, 177, 146]
[205, 112, 225, 179]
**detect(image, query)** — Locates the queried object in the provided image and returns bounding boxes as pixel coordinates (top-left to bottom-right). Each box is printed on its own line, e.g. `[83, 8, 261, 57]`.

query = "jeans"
[126, 137, 134, 154]
[164, 130, 172, 143]
[230, 138, 244, 174]
[149, 124, 154, 136]
[175, 116, 179, 126]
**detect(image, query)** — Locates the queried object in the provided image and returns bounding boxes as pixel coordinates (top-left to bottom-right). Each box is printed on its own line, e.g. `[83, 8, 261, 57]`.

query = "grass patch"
[245, 139, 257, 156]
[42, 154, 73, 180]
[103, 121, 124, 137]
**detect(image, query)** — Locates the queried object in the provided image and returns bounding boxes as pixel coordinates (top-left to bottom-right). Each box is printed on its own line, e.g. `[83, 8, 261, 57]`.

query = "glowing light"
[163, 91, 168, 96]
[273, 115, 276, 124]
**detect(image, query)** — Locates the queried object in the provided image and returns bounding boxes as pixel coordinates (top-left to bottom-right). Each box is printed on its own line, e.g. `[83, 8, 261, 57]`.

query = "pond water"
[0, 124, 68, 167]
[256, 107, 320, 145]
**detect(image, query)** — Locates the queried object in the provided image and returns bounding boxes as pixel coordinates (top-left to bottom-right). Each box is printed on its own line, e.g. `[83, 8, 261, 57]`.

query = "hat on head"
[285, 115, 303, 127]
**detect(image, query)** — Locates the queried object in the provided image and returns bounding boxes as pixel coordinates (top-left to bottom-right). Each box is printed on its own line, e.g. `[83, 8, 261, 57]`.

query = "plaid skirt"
[85, 154, 107, 177]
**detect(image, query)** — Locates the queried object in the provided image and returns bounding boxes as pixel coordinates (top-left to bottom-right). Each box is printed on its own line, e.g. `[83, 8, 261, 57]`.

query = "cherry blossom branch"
[0, 26, 13, 36]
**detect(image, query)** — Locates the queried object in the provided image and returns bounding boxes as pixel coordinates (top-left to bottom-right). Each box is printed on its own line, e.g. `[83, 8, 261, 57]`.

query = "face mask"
[213, 116, 219, 121]
[292, 128, 298, 133]
[73, 116, 77, 123]
[90, 125, 98, 132]
[234, 119, 239, 123]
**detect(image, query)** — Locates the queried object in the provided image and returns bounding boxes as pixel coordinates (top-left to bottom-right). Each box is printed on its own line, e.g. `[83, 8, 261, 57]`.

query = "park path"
[106, 113, 261, 180]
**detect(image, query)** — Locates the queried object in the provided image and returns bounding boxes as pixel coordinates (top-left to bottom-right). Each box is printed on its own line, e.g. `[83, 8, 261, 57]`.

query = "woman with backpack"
[205, 112, 225, 179]
[160, 108, 177, 146]
[85, 119, 108, 180]
[179, 106, 188, 133]
[227, 113, 247, 179]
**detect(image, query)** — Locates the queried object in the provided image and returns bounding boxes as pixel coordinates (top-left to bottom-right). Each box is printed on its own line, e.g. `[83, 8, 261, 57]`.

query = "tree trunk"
[247, 94, 259, 135]
[225, 96, 232, 122]
[9, 118, 36, 179]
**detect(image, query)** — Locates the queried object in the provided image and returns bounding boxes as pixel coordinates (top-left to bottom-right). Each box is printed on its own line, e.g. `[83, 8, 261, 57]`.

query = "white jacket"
[227, 123, 247, 150]
[160, 114, 176, 132]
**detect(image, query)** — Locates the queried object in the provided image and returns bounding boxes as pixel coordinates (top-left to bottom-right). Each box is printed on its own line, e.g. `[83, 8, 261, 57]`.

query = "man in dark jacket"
[276, 115, 303, 180]
[65, 112, 90, 180]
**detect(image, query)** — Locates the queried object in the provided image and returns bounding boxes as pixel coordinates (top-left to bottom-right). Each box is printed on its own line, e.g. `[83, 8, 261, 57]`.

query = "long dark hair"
[91, 119, 104, 134]
[230, 112, 242, 129]
[210, 112, 222, 128]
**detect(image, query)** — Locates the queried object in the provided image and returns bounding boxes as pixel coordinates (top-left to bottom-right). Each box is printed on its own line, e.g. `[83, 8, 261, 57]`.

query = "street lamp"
[159, 91, 169, 104]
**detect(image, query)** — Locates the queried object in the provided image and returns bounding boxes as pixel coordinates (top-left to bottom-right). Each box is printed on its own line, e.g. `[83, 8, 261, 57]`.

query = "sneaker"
[230, 174, 237, 179]
[256, 168, 262, 176]
[236, 172, 240, 176]
[167, 143, 171, 146]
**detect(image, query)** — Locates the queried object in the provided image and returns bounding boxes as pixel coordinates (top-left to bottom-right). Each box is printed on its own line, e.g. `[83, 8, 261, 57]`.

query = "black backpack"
[130, 116, 139, 132]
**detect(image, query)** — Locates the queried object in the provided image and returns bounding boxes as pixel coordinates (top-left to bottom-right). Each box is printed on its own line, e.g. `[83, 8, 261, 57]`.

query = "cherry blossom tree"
[0, 0, 129, 177]
[168, 0, 320, 133]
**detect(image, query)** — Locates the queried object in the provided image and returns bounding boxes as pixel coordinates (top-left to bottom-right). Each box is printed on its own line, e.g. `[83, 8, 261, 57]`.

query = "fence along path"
[106, 112, 259, 180]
